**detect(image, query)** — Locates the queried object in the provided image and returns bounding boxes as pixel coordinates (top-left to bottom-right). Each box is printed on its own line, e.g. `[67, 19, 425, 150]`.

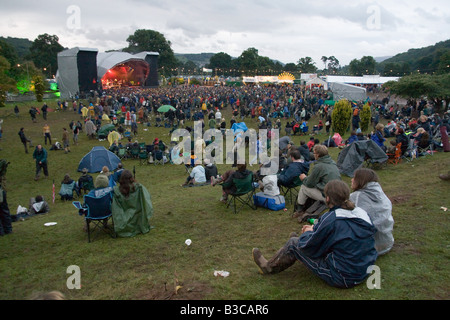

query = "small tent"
[78, 146, 121, 173]
[337, 140, 388, 177]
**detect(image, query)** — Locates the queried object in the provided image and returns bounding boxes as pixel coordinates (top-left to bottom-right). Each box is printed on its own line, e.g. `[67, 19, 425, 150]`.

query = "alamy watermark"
[366, 5, 381, 30]
[366, 265, 381, 289]
[170, 121, 280, 175]
[66, 265, 81, 289]
[66, 5, 81, 30]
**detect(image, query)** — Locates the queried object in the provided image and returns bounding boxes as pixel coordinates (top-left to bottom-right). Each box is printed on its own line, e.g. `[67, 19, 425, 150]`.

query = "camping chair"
[117, 147, 127, 160]
[223, 172, 257, 214]
[280, 176, 302, 205]
[130, 144, 140, 159]
[387, 143, 402, 165]
[403, 135, 416, 162]
[79, 176, 94, 195]
[153, 150, 165, 165]
[82, 193, 116, 243]
[138, 143, 149, 165]
[417, 141, 434, 157]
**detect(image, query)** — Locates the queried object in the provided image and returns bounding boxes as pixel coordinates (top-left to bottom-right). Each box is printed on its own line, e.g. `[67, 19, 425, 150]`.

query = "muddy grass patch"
[388, 193, 414, 205]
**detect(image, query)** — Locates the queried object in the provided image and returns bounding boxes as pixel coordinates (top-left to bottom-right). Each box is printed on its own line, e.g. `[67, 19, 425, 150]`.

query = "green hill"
[378, 39, 450, 74]
[175, 52, 215, 67]
[0, 36, 32, 58]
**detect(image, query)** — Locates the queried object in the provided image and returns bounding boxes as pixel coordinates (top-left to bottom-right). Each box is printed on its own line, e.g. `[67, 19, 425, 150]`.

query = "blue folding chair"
[82, 192, 115, 242]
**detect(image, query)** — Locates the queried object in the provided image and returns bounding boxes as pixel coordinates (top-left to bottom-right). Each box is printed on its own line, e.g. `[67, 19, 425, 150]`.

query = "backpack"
[253, 192, 285, 211]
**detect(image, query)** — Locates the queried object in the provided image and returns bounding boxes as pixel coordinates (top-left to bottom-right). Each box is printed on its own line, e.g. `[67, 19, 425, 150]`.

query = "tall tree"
[124, 29, 178, 76]
[349, 56, 377, 76]
[321, 56, 328, 70]
[27, 34, 64, 78]
[327, 56, 340, 73]
[297, 57, 317, 73]
[383, 73, 449, 113]
[208, 52, 233, 75]
[0, 56, 17, 107]
[237, 47, 259, 75]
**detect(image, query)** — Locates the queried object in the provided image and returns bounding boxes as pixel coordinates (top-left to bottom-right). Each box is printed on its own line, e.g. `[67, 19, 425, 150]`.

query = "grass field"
[0, 97, 449, 301]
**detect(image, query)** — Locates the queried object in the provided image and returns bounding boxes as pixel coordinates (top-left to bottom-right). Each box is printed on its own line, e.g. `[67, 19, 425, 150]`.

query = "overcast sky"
[1, 0, 449, 66]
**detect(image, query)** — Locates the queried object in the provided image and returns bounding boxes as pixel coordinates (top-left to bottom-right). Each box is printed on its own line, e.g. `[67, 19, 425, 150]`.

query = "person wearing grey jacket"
[350, 168, 394, 255]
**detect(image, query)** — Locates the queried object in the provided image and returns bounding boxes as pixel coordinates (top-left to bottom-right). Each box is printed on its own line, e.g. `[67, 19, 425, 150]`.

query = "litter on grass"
[214, 270, 230, 277]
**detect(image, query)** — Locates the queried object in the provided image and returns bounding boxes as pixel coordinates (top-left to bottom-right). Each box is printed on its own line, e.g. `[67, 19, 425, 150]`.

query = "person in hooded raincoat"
[350, 168, 394, 255]
[111, 170, 153, 237]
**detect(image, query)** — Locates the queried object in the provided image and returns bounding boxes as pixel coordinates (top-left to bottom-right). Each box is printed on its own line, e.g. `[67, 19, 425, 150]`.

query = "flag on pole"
[52, 180, 55, 204]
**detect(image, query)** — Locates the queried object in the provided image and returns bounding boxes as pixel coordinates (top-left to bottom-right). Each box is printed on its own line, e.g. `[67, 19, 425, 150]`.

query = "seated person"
[29, 195, 50, 215]
[212, 163, 253, 203]
[394, 127, 408, 155]
[112, 163, 124, 183]
[322, 137, 337, 148]
[181, 160, 206, 186]
[345, 131, 358, 145]
[204, 158, 220, 183]
[77, 175, 113, 217]
[59, 174, 77, 201]
[350, 168, 394, 255]
[109, 141, 119, 154]
[414, 128, 431, 149]
[252, 180, 378, 289]
[297, 141, 310, 161]
[357, 131, 367, 141]
[386, 140, 397, 155]
[111, 169, 153, 237]
[78, 168, 94, 194]
[371, 123, 386, 152]
[294, 145, 341, 216]
[307, 137, 315, 151]
[277, 149, 310, 188]
[153, 145, 166, 163]
[0, 187, 12, 236]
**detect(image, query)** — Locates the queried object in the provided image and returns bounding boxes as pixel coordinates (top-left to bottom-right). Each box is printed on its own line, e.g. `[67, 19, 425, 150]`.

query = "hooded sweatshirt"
[350, 182, 394, 255]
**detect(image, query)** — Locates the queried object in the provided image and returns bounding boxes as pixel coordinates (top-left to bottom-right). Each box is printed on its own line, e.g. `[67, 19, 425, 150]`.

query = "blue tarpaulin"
[78, 146, 121, 173]
[231, 122, 248, 134]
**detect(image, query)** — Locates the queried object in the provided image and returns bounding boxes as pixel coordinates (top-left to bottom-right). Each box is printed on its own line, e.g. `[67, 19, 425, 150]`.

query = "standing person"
[252, 180, 378, 289]
[18, 127, 32, 154]
[350, 168, 394, 255]
[33, 144, 48, 181]
[43, 124, 51, 145]
[62, 128, 70, 153]
[29, 107, 37, 123]
[0, 186, 13, 236]
[14, 105, 19, 117]
[72, 123, 80, 145]
[41, 103, 48, 120]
